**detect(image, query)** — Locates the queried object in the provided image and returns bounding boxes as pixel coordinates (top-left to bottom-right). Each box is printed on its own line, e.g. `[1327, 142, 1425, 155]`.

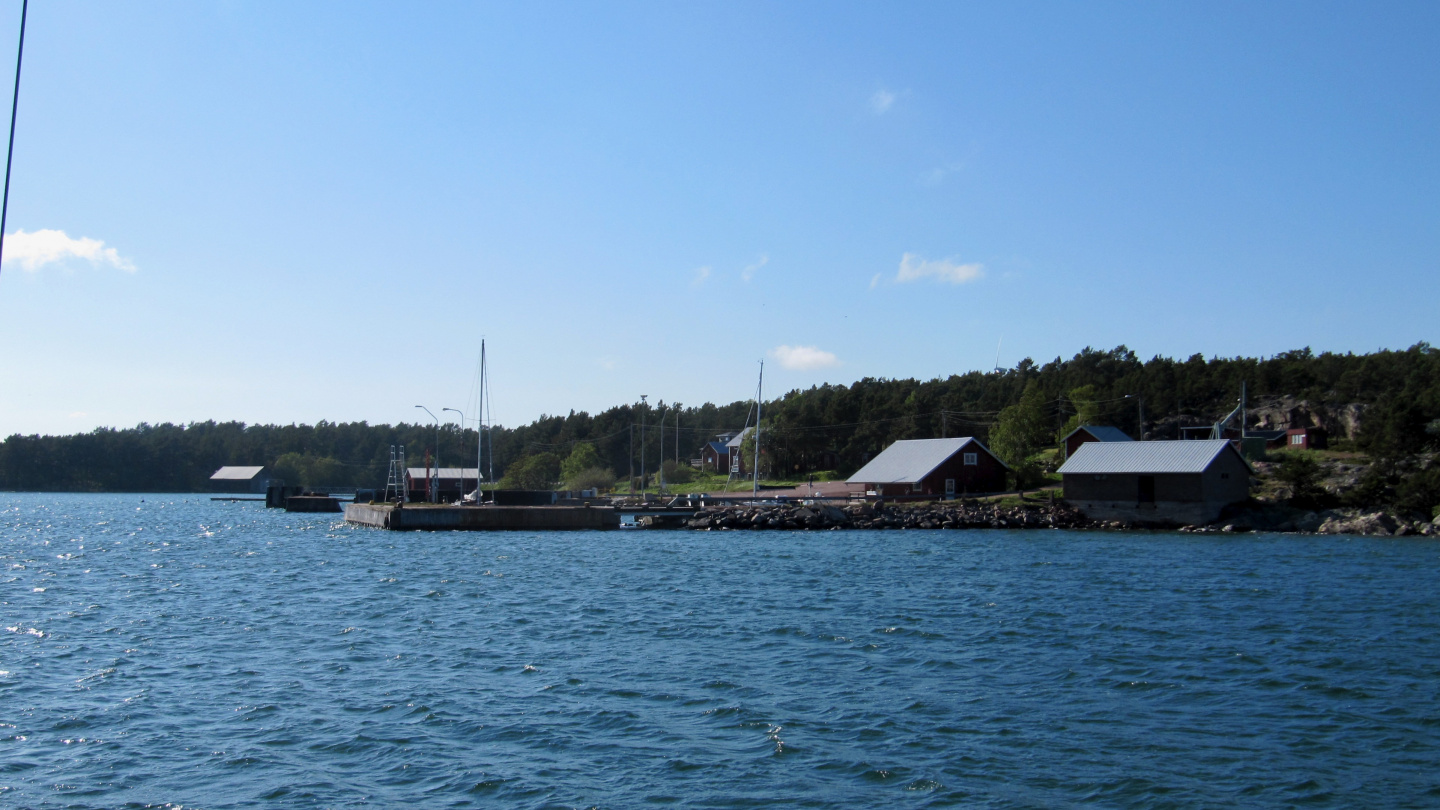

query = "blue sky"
[0, 1, 1435, 436]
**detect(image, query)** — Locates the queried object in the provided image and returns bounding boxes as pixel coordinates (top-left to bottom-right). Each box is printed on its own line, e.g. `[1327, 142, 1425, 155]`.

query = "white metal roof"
[406, 468, 480, 479]
[846, 437, 994, 484]
[1062, 425, 1133, 443]
[725, 427, 752, 449]
[210, 466, 267, 480]
[1057, 440, 1242, 474]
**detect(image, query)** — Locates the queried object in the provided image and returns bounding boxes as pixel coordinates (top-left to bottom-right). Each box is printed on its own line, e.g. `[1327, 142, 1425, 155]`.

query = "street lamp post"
[639, 394, 648, 498]
[443, 407, 469, 501]
[416, 405, 440, 502]
[1125, 394, 1145, 441]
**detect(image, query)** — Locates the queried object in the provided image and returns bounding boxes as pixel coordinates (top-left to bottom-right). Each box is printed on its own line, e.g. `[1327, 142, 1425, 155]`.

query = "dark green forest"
[2, 344, 1437, 493]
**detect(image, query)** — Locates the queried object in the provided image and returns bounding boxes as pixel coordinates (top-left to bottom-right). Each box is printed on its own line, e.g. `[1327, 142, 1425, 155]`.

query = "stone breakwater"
[669, 502, 1440, 536]
[681, 502, 1095, 531]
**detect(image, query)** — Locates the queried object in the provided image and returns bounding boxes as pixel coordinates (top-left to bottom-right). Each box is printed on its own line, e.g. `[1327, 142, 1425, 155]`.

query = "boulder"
[1318, 511, 1399, 536]
[1294, 512, 1325, 533]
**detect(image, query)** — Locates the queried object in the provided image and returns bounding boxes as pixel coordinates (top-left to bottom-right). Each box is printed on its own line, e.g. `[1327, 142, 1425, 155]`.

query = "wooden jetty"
[345, 502, 620, 531]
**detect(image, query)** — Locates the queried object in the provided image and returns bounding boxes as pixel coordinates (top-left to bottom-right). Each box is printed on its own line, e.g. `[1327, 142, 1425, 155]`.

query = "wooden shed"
[1060, 425, 1133, 459]
[406, 467, 480, 502]
[847, 437, 1008, 498]
[209, 465, 274, 494]
[699, 439, 732, 473]
[1283, 427, 1328, 451]
[1057, 439, 1250, 525]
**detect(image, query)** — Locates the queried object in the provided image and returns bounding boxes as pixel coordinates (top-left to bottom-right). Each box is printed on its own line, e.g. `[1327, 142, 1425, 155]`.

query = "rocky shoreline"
[663, 501, 1440, 537]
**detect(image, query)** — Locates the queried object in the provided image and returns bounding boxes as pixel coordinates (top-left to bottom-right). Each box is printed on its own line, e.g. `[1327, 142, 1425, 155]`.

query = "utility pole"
[658, 402, 665, 494]
[640, 395, 647, 496]
[1240, 381, 1247, 441]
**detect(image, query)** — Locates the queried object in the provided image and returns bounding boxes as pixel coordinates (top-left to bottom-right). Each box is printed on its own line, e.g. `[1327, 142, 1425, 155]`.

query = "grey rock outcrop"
[1248, 396, 1366, 440]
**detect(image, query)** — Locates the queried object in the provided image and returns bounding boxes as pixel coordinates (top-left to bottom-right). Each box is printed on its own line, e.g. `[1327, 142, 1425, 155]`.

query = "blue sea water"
[1, 493, 1438, 809]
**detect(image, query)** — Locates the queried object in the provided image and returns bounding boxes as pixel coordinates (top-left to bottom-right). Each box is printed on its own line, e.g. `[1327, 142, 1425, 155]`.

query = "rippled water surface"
[2, 493, 1439, 808]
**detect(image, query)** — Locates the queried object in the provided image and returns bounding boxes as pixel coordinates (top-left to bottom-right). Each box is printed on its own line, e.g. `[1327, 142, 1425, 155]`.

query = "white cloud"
[691, 266, 711, 287]
[870, 89, 896, 114]
[741, 254, 769, 282]
[894, 252, 983, 285]
[2, 229, 136, 272]
[771, 344, 840, 371]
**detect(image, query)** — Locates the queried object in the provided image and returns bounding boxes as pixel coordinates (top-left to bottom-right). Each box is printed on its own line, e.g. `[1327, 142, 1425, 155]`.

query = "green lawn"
[615, 469, 845, 495]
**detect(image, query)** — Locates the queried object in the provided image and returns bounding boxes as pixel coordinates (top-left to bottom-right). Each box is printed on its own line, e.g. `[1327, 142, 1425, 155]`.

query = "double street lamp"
[442, 407, 469, 501]
[415, 405, 440, 502]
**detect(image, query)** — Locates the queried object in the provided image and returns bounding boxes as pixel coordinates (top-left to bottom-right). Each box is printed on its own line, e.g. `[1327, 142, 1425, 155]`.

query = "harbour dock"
[345, 502, 620, 531]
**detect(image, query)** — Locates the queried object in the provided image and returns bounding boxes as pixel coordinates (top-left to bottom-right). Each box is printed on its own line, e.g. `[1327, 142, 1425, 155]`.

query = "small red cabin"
[1060, 425, 1134, 459]
[847, 437, 1008, 498]
[1283, 427, 1328, 451]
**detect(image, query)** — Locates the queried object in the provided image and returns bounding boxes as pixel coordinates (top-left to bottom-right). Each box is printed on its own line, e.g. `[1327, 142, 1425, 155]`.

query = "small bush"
[1340, 467, 1392, 509]
[661, 459, 695, 484]
[499, 452, 561, 490]
[1395, 468, 1440, 517]
[1274, 452, 1331, 508]
[561, 443, 604, 483]
[566, 466, 616, 493]
[1009, 460, 1046, 490]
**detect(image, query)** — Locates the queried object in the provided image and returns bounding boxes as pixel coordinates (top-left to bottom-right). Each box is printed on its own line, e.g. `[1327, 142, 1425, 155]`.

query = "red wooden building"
[847, 437, 1008, 498]
[405, 467, 480, 502]
[1060, 425, 1133, 459]
[1283, 427, 1328, 451]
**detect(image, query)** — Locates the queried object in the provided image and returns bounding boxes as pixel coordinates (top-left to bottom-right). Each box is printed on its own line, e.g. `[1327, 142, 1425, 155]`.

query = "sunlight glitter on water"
[1, 492, 1438, 808]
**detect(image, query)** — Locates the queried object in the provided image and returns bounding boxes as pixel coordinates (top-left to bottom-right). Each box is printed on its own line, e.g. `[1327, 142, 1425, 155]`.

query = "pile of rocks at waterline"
[679, 501, 1096, 531]
[1176, 504, 1440, 536]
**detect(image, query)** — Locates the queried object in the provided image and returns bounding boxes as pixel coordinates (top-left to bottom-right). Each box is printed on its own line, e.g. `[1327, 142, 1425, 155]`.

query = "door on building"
[1137, 475, 1156, 503]
[945, 478, 956, 497]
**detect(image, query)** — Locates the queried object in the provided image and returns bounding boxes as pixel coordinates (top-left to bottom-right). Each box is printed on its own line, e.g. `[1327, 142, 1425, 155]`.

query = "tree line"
[2, 343, 1437, 493]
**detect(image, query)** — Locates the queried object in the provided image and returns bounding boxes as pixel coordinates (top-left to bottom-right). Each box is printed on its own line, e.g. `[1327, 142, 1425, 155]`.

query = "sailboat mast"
[480, 337, 492, 495]
[485, 346, 494, 485]
[0, 0, 27, 276]
[753, 360, 763, 498]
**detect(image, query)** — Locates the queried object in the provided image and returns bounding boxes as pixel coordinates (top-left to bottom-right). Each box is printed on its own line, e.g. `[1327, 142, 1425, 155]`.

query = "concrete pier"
[286, 495, 344, 513]
[345, 502, 620, 531]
